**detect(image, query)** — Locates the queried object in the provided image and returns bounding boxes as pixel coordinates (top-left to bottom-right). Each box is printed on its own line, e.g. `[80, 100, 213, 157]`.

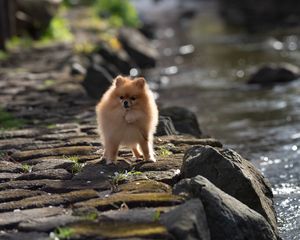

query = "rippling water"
[133, 0, 300, 239]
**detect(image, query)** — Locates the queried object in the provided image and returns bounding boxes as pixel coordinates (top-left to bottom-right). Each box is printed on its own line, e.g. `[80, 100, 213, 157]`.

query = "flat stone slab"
[11, 146, 99, 161]
[0, 179, 111, 193]
[18, 214, 81, 232]
[0, 172, 22, 181]
[0, 161, 23, 173]
[0, 231, 49, 240]
[0, 207, 67, 228]
[16, 169, 72, 180]
[74, 192, 184, 211]
[0, 189, 98, 212]
[29, 158, 74, 171]
[0, 189, 46, 203]
[56, 220, 169, 239]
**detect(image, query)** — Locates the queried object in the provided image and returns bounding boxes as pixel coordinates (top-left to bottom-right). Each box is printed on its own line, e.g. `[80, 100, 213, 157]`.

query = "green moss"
[153, 210, 161, 222]
[74, 192, 184, 210]
[94, 0, 141, 28]
[47, 124, 56, 129]
[44, 79, 55, 87]
[83, 212, 98, 221]
[63, 155, 85, 174]
[158, 146, 173, 157]
[0, 51, 9, 61]
[111, 169, 143, 187]
[21, 163, 32, 173]
[119, 180, 171, 194]
[0, 108, 26, 130]
[53, 227, 74, 239]
[6, 36, 33, 50]
[63, 221, 168, 238]
[41, 14, 73, 44]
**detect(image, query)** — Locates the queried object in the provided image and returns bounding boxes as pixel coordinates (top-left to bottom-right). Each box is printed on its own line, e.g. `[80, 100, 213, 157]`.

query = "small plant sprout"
[158, 146, 172, 157]
[110, 168, 143, 189]
[83, 212, 98, 221]
[63, 155, 85, 174]
[51, 227, 74, 240]
[21, 164, 32, 173]
[153, 210, 161, 222]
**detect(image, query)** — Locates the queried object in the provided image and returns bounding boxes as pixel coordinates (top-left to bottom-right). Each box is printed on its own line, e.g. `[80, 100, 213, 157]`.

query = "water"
[133, 0, 300, 239]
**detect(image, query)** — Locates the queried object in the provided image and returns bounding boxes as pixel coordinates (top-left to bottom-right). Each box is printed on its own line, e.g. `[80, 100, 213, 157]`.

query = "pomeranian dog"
[96, 76, 159, 164]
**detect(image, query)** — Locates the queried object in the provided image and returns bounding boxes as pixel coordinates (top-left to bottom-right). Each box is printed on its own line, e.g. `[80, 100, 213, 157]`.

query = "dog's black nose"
[123, 101, 129, 108]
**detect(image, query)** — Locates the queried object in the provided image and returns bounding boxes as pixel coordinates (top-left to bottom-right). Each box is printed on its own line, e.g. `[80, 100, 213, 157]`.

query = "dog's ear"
[114, 76, 125, 87]
[135, 77, 145, 88]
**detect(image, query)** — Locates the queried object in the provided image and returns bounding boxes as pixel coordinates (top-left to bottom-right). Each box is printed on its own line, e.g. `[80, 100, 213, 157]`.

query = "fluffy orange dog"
[96, 76, 159, 164]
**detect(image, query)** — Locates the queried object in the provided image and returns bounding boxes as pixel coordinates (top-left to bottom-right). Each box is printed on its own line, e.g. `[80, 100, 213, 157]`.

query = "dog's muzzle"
[123, 100, 130, 109]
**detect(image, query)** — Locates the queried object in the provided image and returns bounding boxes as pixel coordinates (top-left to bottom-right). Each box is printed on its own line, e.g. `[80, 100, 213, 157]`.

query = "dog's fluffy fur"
[96, 76, 159, 164]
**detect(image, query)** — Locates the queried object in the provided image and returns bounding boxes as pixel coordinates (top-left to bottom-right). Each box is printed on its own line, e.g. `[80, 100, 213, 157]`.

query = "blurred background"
[1, 0, 300, 239]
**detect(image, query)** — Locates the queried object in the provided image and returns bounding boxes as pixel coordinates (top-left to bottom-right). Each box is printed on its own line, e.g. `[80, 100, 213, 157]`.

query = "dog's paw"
[125, 114, 136, 124]
[147, 158, 156, 163]
[101, 156, 115, 165]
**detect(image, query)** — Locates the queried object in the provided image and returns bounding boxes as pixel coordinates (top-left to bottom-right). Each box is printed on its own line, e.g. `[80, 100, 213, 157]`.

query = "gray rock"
[0, 172, 22, 181]
[0, 161, 23, 173]
[119, 27, 159, 68]
[160, 107, 202, 137]
[0, 189, 98, 212]
[18, 214, 80, 231]
[174, 176, 277, 240]
[97, 43, 134, 74]
[0, 232, 49, 240]
[0, 207, 65, 228]
[160, 199, 210, 240]
[100, 208, 158, 222]
[181, 145, 278, 235]
[31, 158, 74, 172]
[218, 0, 300, 31]
[247, 64, 300, 85]
[144, 170, 181, 185]
[16, 0, 61, 39]
[155, 116, 178, 136]
[70, 62, 86, 76]
[82, 64, 113, 99]
[0, 189, 45, 203]
[16, 169, 72, 180]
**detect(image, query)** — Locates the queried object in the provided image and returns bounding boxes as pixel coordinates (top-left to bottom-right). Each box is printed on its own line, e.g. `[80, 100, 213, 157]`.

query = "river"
[132, 0, 300, 239]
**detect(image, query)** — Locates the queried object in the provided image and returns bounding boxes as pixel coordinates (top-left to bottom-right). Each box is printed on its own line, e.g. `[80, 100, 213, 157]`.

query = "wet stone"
[0, 138, 35, 151]
[0, 172, 22, 181]
[118, 180, 172, 194]
[0, 231, 49, 240]
[99, 208, 165, 223]
[0, 129, 44, 139]
[11, 146, 99, 161]
[16, 169, 72, 180]
[0, 178, 111, 193]
[29, 159, 74, 172]
[0, 161, 23, 173]
[143, 170, 181, 185]
[0, 189, 99, 212]
[18, 214, 81, 232]
[0, 189, 46, 203]
[134, 156, 183, 172]
[74, 192, 184, 211]
[0, 207, 66, 228]
[60, 220, 169, 239]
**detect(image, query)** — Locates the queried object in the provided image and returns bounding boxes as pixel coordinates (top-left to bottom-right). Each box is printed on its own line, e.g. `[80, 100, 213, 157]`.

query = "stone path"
[0, 42, 223, 239]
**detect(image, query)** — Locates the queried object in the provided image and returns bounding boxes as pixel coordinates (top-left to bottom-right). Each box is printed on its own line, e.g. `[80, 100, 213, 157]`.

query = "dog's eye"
[130, 97, 136, 101]
[120, 96, 124, 100]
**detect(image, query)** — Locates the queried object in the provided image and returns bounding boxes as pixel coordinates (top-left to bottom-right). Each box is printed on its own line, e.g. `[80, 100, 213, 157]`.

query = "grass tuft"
[0, 108, 26, 130]
[51, 227, 74, 240]
[21, 163, 32, 173]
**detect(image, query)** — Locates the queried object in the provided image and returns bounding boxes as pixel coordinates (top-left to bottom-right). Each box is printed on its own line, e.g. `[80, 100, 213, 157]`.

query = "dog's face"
[112, 76, 147, 110]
